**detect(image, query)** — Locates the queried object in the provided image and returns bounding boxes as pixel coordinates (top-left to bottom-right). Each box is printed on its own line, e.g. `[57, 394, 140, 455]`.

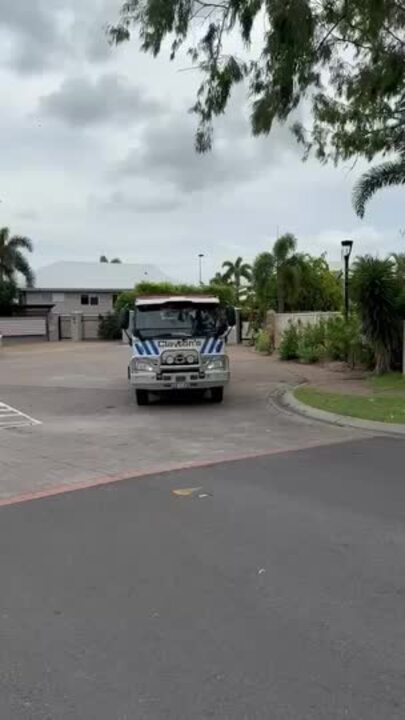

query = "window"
[112, 294, 119, 306]
[90, 296, 99, 306]
[81, 295, 89, 305]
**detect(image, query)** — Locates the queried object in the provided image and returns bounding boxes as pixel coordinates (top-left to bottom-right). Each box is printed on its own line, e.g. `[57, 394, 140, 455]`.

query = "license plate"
[176, 382, 188, 389]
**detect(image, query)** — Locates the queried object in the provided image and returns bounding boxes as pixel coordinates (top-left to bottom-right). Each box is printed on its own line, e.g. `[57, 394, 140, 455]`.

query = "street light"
[341, 239, 354, 321]
[198, 253, 204, 285]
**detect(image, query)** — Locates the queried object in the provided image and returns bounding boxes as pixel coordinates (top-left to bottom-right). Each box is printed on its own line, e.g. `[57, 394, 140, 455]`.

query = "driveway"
[0, 342, 372, 500]
[1, 437, 405, 719]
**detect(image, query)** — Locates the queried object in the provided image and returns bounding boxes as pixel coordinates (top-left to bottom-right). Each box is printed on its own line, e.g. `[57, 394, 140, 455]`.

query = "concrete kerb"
[282, 386, 405, 437]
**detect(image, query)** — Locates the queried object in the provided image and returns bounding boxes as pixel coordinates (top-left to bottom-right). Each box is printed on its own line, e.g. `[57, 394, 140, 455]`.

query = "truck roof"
[135, 295, 220, 306]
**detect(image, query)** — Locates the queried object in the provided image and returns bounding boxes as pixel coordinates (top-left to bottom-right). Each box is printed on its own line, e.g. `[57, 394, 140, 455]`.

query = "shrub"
[297, 322, 327, 363]
[114, 290, 136, 313]
[279, 322, 300, 360]
[324, 316, 350, 361]
[255, 329, 273, 354]
[98, 312, 122, 340]
[114, 281, 235, 313]
[279, 314, 375, 367]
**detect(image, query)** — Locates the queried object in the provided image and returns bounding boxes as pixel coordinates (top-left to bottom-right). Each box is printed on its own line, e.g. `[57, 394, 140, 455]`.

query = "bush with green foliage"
[295, 256, 342, 312]
[114, 289, 136, 313]
[279, 322, 300, 361]
[297, 321, 327, 364]
[255, 329, 273, 355]
[323, 315, 373, 367]
[114, 281, 235, 313]
[98, 312, 122, 341]
[279, 315, 373, 368]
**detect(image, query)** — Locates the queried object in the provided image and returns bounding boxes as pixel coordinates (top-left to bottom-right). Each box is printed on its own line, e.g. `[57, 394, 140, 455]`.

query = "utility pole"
[198, 254, 204, 286]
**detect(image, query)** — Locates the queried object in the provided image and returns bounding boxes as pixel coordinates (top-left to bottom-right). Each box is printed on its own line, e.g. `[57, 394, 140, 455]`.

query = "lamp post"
[198, 253, 204, 286]
[341, 240, 354, 321]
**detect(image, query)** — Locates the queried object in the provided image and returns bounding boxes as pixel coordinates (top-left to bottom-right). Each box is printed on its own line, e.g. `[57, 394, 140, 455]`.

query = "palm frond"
[221, 261, 234, 281]
[0, 227, 10, 247]
[7, 235, 33, 253]
[353, 157, 405, 218]
[13, 252, 35, 287]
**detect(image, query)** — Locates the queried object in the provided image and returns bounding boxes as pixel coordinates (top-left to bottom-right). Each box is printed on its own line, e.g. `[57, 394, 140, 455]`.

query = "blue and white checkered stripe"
[133, 340, 160, 356]
[201, 337, 224, 355]
[132, 337, 224, 356]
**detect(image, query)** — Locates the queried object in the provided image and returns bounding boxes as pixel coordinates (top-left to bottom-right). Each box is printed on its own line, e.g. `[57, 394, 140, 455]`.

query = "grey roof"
[28, 261, 172, 291]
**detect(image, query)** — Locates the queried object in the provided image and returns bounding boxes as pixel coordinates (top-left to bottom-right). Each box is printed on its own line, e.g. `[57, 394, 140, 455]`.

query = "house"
[23, 261, 173, 316]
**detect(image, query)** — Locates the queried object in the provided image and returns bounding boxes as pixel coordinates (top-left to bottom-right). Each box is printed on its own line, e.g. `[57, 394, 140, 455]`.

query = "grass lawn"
[369, 373, 405, 394]
[295, 384, 405, 424]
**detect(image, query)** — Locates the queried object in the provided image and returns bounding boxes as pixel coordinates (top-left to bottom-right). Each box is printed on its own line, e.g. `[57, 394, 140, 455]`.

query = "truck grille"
[162, 374, 200, 382]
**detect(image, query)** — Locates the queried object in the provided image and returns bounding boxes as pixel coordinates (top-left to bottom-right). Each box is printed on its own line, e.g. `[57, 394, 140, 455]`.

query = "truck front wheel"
[211, 387, 224, 403]
[136, 390, 149, 406]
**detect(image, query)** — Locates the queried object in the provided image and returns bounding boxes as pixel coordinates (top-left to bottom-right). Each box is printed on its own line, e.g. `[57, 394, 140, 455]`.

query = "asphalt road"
[2, 436, 405, 720]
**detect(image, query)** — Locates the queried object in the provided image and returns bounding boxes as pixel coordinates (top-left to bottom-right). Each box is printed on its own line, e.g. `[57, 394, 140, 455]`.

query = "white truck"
[122, 294, 236, 405]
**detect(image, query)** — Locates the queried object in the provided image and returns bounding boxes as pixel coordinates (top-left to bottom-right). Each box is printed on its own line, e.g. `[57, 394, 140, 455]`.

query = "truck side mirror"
[226, 306, 236, 327]
[119, 308, 130, 330]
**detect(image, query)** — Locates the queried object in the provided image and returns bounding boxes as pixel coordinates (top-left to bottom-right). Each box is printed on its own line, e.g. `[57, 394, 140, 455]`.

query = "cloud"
[16, 209, 40, 221]
[40, 73, 162, 127]
[119, 106, 298, 193]
[0, 0, 67, 73]
[0, 0, 118, 74]
[90, 190, 181, 214]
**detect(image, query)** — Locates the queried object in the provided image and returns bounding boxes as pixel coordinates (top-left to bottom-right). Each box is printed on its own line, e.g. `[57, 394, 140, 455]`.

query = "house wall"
[25, 291, 118, 315]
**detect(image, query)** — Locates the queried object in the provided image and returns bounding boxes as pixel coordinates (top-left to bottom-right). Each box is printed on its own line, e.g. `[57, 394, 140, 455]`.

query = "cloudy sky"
[0, 0, 403, 283]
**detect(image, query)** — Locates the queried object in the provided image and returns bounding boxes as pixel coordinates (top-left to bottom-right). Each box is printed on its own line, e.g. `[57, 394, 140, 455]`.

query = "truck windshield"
[135, 304, 221, 339]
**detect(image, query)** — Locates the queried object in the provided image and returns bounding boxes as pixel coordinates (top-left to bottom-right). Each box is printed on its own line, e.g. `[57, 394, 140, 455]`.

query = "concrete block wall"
[269, 311, 341, 349]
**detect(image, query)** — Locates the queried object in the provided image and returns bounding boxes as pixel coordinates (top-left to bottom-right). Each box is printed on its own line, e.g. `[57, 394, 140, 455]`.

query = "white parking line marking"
[0, 402, 41, 429]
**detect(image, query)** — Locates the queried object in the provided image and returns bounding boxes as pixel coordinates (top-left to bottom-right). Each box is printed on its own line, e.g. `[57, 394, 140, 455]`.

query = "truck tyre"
[136, 390, 149, 406]
[211, 387, 224, 403]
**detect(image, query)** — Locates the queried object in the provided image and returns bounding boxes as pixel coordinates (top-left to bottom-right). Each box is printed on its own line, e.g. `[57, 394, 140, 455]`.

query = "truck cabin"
[132, 295, 231, 340]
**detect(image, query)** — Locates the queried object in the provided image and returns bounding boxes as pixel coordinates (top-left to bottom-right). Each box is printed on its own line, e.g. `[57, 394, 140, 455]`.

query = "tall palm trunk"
[375, 345, 391, 375]
[276, 272, 284, 312]
[235, 272, 241, 303]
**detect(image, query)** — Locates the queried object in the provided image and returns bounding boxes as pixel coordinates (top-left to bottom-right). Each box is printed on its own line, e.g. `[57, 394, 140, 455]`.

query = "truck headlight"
[205, 357, 227, 371]
[132, 359, 155, 373]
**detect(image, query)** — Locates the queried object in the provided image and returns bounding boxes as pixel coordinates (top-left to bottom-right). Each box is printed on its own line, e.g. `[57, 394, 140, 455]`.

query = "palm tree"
[351, 256, 401, 373]
[100, 255, 122, 263]
[353, 156, 405, 218]
[252, 252, 275, 311]
[0, 227, 34, 286]
[272, 233, 300, 312]
[222, 257, 252, 303]
[210, 271, 229, 285]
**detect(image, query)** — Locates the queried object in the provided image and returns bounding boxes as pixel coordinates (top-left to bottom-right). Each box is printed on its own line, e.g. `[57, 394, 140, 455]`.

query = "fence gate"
[59, 315, 72, 340]
[83, 315, 99, 340]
